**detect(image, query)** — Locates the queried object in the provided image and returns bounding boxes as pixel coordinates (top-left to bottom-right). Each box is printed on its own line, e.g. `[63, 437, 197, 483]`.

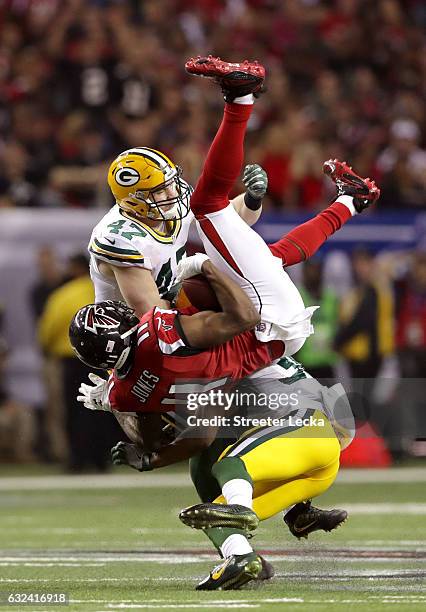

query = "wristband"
[244, 191, 263, 211]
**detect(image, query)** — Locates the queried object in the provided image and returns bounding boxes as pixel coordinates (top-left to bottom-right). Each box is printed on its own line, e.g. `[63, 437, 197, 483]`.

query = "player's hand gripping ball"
[175, 253, 210, 283]
[175, 254, 221, 311]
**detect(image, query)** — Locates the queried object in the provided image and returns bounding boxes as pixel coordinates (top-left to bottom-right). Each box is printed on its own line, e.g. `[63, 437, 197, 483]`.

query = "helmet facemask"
[129, 167, 191, 221]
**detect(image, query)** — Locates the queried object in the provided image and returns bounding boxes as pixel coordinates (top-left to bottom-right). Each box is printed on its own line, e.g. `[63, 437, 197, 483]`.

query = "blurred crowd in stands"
[0, 0, 425, 211]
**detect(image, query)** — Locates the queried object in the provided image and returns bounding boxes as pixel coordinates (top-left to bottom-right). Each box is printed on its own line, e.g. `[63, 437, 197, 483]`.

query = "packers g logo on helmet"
[107, 147, 191, 220]
[114, 167, 140, 187]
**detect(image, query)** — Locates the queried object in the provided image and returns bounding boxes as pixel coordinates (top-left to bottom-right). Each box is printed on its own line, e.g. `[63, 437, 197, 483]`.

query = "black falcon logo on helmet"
[84, 305, 121, 335]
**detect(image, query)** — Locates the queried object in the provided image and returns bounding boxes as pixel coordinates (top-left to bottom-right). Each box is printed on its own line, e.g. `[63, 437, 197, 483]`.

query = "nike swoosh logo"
[105, 237, 116, 245]
[293, 520, 317, 533]
[211, 558, 232, 581]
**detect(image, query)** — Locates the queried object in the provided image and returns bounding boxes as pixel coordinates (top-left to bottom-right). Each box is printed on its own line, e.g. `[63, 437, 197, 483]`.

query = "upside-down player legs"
[182, 57, 380, 356]
[184, 59, 316, 355]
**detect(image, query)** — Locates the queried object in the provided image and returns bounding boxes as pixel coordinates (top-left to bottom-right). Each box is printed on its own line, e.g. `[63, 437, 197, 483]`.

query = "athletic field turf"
[0, 467, 425, 611]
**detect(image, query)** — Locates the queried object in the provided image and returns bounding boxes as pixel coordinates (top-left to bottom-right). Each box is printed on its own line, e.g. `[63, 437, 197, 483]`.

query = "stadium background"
[0, 1, 425, 609]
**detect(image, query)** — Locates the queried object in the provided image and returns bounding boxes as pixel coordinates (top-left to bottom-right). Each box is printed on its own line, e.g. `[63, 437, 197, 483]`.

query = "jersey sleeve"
[108, 379, 133, 413]
[152, 307, 189, 355]
[89, 224, 152, 270]
[107, 376, 120, 411]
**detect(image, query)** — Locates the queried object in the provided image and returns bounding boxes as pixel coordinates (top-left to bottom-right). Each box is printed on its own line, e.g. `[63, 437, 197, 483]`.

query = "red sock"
[191, 103, 253, 219]
[268, 201, 352, 266]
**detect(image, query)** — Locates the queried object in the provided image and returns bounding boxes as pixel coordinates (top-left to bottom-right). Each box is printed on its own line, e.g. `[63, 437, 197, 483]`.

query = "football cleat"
[196, 552, 262, 590]
[257, 555, 275, 580]
[323, 158, 380, 213]
[284, 500, 348, 539]
[185, 55, 265, 102]
[179, 502, 259, 532]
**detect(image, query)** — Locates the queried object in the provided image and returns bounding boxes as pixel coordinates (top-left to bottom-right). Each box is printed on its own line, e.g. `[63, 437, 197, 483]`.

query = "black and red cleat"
[323, 158, 380, 213]
[185, 56, 265, 102]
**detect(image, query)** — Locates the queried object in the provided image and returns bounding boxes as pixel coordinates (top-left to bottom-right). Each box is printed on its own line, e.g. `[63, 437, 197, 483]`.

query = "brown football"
[180, 274, 221, 311]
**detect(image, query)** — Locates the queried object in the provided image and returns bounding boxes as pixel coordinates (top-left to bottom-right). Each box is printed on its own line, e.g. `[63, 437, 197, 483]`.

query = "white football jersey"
[89, 202, 194, 302]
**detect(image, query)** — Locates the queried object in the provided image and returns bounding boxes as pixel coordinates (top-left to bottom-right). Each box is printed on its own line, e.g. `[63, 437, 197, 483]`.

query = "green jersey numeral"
[107, 220, 147, 240]
[156, 246, 187, 297]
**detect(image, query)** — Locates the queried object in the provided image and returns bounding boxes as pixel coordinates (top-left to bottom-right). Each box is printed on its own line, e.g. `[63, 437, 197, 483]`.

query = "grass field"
[0, 467, 425, 611]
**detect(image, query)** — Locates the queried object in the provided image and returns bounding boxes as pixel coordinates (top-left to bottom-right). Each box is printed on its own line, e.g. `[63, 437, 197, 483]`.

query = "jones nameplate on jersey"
[131, 370, 160, 402]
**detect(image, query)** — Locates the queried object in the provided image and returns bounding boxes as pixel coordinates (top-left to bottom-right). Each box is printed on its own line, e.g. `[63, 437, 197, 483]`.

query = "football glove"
[175, 253, 210, 283]
[77, 373, 111, 412]
[243, 164, 268, 199]
[111, 441, 153, 471]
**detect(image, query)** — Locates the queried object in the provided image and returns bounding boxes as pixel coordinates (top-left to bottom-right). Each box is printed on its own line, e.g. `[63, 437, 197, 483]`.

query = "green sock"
[211, 456, 253, 488]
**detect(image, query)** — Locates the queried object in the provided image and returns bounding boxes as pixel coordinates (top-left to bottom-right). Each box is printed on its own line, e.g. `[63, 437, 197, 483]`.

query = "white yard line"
[0, 553, 425, 566]
[0, 467, 425, 491]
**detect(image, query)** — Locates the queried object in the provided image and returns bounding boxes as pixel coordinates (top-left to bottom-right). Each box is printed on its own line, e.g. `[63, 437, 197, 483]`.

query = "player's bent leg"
[181, 454, 259, 531]
[251, 459, 339, 521]
[236, 413, 341, 521]
[181, 411, 340, 527]
[189, 440, 275, 581]
[181, 455, 258, 531]
[189, 439, 230, 503]
[208, 446, 340, 523]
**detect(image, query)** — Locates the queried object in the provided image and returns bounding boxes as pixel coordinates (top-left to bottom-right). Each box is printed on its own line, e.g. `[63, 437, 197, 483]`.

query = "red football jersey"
[108, 307, 284, 413]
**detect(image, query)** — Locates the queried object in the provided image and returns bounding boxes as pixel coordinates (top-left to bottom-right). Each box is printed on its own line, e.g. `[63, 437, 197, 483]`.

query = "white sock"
[222, 479, 253, 509]
[231, 93, 254, 105]
[336, 195, 357, 216]
[220, 534, 253, 558]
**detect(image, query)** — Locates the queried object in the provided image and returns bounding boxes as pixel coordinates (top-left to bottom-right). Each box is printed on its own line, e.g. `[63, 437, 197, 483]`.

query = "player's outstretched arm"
[111, 433, 215, 471]
[112, 265, 170, 316]
[177, 258, 260, 348]
[111, 412, 220, 470]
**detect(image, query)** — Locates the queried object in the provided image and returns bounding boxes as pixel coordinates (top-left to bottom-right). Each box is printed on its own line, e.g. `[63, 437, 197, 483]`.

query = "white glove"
[175, 253, 210, 283]
[77, 373, 111, 412]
